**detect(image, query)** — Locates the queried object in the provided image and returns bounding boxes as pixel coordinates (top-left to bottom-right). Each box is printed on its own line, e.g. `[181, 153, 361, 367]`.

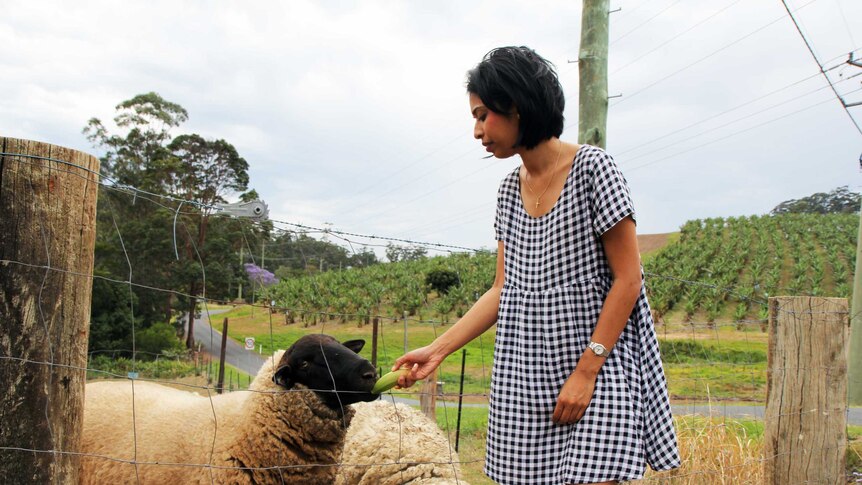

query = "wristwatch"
[588, 341, 610, 358]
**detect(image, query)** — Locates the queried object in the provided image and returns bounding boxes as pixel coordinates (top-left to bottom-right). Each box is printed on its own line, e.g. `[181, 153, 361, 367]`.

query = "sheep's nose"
[362, 370, 376, 381]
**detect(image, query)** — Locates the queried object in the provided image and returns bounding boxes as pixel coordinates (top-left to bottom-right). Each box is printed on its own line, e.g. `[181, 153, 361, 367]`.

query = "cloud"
[1, 0, 860, 251]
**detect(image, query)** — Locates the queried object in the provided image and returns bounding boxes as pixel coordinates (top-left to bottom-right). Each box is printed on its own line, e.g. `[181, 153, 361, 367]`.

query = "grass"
[218, 305, 496, 402]
[214, 304, 771, 404]
[154, 303, 862, 482]
[438, 415, 862, 485]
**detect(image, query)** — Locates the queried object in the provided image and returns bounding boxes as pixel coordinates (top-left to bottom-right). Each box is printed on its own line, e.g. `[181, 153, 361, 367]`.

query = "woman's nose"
[473, 121, 483, 139]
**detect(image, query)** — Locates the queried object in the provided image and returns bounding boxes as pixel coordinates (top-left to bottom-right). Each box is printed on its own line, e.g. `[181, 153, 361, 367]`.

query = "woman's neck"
[519, 137, 562, 176]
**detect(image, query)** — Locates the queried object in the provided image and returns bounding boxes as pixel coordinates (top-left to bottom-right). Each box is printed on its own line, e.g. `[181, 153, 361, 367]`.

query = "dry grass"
[452, 415, 768, 485]
[637, 416, 764, 484]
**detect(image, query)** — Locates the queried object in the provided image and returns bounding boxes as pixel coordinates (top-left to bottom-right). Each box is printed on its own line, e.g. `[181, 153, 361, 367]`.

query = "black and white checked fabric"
[485, 145, 680, 484]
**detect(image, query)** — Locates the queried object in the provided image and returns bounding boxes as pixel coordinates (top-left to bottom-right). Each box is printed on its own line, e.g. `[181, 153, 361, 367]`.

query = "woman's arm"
[393, 240, 506, 388]
[552, 216, 642, 424]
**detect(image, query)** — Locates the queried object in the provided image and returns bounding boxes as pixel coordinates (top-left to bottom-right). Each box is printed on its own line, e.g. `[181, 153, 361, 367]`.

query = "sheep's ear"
[342, 339, 365, 354]
[273, 365, 294, 389]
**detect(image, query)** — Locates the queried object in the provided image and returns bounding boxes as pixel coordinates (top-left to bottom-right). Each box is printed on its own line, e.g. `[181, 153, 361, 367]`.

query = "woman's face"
[469, 92, 519, 159]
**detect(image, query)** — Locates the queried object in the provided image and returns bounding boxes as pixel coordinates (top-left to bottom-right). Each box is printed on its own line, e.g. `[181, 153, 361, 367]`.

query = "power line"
[609, 0, 820, 109]
[833, 0, 858, 51]
[615, 53, 858, 158]
[618, 72, 862, 164]
[623, 86, 862, 172]
[610, 0, 683, 46]
[610, 0, 745, 76]
[780, 0, 862, 135]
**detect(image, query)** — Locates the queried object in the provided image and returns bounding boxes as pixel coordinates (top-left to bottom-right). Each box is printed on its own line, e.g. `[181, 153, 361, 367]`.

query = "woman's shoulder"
[497, 164, 521, 194]
[573, 144, 619, 175]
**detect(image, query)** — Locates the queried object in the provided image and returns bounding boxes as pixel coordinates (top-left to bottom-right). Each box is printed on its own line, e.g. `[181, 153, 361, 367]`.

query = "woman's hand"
[391, 345, 446, 389]
[552, 368, 598, 424]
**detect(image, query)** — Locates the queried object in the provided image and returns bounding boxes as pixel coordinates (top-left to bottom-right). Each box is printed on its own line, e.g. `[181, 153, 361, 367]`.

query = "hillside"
[261, 213, 857, 326]
[638, 232, 674, 257]
[643, 213, 856, 324]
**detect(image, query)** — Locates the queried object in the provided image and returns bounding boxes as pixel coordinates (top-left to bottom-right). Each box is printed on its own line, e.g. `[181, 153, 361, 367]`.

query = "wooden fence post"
[217, 317, 228, 394]
[420, 368, 438, 421]
[764, 296, 848, 484]
[0, 138, 100, 483]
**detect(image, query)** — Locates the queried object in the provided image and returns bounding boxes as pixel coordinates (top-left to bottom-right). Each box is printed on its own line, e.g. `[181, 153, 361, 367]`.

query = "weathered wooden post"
[0, 138, 100, 483]
[420, 368, 438, 421]
[764, 296, 848, 484]
[217, 317, 229, 394]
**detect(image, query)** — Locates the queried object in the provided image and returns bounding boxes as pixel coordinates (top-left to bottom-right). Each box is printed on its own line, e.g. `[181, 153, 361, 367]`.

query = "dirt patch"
[638, 232, 674, 256]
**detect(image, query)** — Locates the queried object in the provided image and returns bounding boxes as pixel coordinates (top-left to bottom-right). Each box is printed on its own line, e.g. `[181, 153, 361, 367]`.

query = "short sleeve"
[494, 170, 518, 242]
[494, 181, 508, 242]
[590, 149, 636, 236]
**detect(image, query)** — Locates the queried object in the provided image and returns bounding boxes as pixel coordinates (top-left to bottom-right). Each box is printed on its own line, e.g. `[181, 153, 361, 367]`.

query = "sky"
[3, 0, 861, 256]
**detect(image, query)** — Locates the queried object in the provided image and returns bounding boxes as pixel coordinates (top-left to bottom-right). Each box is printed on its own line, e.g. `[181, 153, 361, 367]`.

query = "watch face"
[591, 342, 607, 356]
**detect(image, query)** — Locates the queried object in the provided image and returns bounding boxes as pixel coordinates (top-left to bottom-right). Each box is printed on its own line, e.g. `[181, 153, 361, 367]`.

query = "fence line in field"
[1, 146, 854, 483]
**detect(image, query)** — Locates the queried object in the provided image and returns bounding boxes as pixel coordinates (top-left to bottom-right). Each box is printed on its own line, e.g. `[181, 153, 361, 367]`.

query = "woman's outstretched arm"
[393, 240, 506, 388]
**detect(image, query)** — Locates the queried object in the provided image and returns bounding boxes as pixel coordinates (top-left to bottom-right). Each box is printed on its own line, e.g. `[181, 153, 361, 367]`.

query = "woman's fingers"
[395, 363, 420, 388]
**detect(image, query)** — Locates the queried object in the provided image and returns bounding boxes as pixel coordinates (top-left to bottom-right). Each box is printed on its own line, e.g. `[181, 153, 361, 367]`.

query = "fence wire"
[0, 149, 857, 484]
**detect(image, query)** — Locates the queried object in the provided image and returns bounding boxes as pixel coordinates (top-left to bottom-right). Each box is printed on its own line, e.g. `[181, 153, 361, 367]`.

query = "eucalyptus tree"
[84, 93, 252, 352]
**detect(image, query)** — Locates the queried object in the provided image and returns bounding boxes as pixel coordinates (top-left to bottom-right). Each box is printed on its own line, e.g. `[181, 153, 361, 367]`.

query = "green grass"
[219, 306, 495, 401]
[218, 303, 774, 403]
[87, 354, 197, 380]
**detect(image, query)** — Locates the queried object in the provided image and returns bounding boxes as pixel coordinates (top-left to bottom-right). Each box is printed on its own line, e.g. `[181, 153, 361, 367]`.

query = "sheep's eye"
[298, 360, 310, 370]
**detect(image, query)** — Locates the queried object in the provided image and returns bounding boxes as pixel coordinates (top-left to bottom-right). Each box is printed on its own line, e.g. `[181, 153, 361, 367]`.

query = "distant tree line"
[771, 186, 860, 215]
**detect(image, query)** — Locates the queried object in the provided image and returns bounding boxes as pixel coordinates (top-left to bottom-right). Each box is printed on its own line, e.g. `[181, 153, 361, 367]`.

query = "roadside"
[188, 306, 267, 376]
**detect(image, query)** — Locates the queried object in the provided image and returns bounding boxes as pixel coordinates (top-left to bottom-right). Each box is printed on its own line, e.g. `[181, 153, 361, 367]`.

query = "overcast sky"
[3, 0, 861, 256]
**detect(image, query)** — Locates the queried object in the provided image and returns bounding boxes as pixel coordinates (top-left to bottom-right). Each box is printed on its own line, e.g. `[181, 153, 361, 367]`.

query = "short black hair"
[466, 46, 565, 150]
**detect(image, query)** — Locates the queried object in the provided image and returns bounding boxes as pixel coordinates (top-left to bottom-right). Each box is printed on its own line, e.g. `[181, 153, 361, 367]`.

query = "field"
[91, 212, 861, 482]
[192, 304, 862, 483]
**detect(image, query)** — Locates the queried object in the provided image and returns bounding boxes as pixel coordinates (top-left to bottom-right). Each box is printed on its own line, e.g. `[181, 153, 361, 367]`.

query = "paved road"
[188, 308, 267, 376]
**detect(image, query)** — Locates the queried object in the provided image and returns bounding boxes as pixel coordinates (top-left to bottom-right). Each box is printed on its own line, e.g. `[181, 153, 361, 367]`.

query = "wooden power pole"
[849, 201, 862, 404]
[579, 0, 610, 149]
[0, 138, 100, 483]
[847, 55, 862, 405]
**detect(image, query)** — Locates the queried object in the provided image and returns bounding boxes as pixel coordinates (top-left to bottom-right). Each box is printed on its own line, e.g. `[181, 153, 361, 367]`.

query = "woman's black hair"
[466, 46, 565, 150]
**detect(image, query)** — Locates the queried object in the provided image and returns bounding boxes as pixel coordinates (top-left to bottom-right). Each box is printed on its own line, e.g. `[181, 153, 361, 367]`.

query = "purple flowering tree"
[244, 263, 278, 287]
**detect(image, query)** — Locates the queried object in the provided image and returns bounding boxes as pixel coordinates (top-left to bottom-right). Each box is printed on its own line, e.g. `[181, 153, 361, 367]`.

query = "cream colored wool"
[80, 351, 354, 484]
[336, 400, 470, 485]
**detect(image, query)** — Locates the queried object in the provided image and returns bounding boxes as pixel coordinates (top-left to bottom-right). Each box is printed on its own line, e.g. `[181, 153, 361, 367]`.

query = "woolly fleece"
[336, 400, 470, 485]
[80, 351, 354, 484]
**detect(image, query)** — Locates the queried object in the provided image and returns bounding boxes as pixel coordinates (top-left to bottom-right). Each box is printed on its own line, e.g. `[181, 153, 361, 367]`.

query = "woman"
[393, 46, 680, 485]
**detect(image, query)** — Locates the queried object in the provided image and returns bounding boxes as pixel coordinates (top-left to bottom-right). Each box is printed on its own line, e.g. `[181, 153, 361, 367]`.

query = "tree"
[426, 269, 460, 295]
[385, 243, 427, 263]
[84, 92, 188, 189]
[85, 93, 252, 352]
[770, 186, 861, 215]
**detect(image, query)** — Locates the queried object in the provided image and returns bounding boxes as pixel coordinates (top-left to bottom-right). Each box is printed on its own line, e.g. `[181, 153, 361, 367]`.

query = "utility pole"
[261, 240, 266, 271]
[850, 207, 862, 404]
[578, 0, 610, 149]
[847, 53, 862, 405]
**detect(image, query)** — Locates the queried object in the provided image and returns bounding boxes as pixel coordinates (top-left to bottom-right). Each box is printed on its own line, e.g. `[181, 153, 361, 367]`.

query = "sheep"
[336, 400, 471, 485]
[79, 334, 378, 484]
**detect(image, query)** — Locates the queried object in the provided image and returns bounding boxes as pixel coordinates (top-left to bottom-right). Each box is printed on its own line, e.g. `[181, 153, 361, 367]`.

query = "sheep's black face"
[273, 334, 378, 410]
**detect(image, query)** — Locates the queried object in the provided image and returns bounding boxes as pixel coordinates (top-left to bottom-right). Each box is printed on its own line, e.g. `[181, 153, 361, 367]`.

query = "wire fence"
[0, 146, 857, 484]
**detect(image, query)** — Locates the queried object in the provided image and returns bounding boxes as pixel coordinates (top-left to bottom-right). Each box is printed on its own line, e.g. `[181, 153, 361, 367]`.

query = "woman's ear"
[273, 365, 294, 388]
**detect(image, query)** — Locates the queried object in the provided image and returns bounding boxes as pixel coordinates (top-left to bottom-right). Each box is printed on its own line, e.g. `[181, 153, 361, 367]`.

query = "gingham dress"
[485, 145, 680, 484]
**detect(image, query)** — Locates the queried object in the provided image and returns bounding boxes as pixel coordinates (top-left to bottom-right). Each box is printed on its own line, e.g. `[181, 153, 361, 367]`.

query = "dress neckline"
[517, 145, 586, 220]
